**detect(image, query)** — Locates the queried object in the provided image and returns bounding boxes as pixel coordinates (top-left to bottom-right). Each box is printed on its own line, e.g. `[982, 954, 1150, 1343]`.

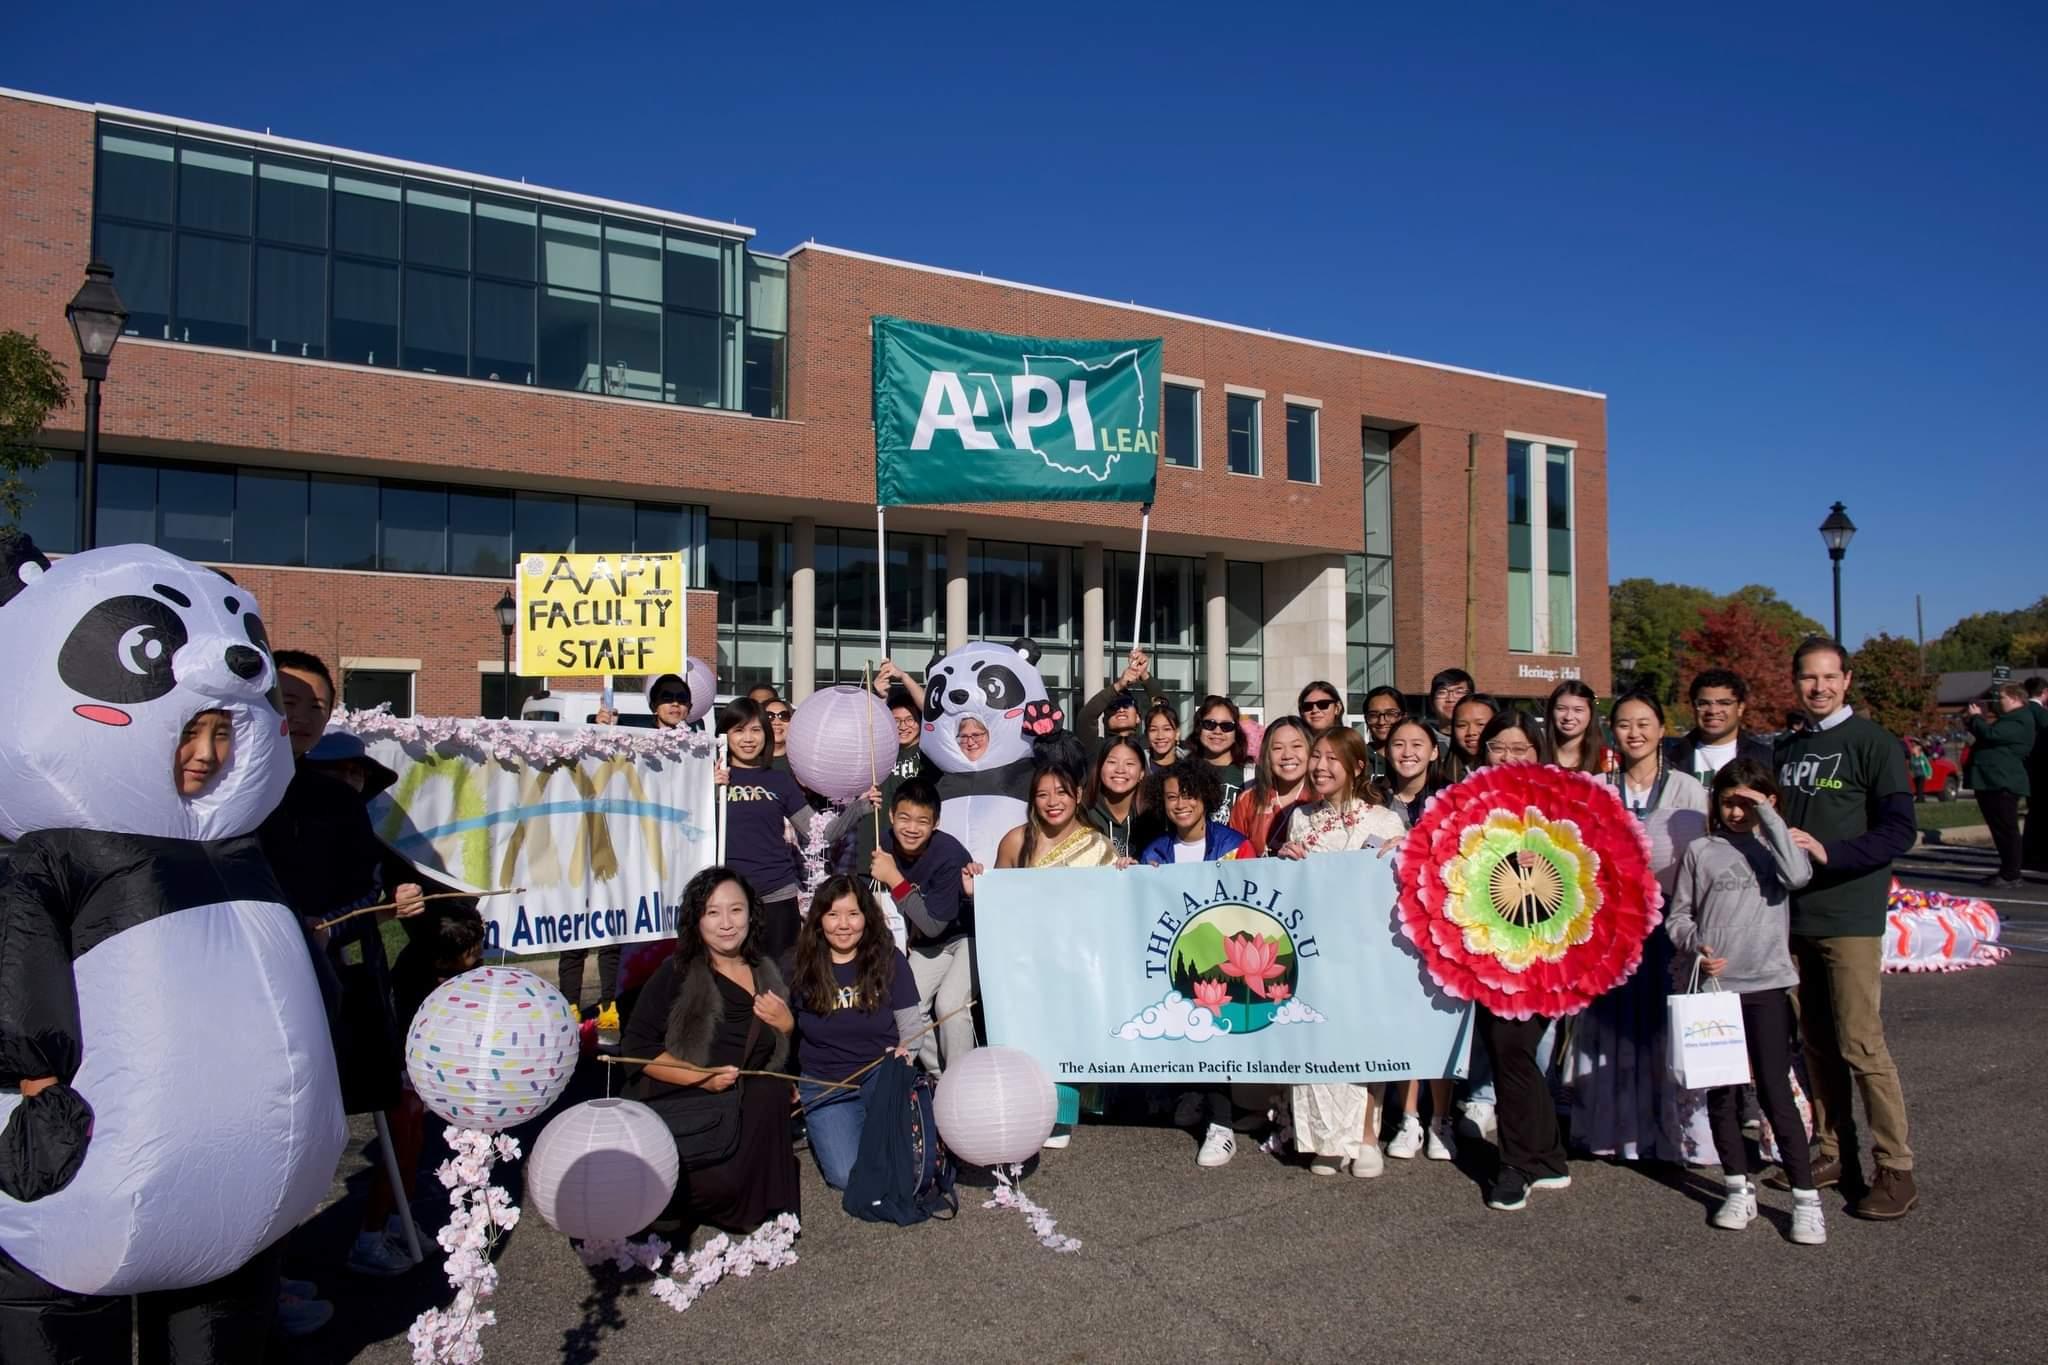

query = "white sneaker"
[1790, 1194, 1827, 1245]
[1041, 1129, 1072, 1150]
[346, 1231, 414, 1278]
[1197, 1123, 1236, 1168]
[1309, 1158, 1344, 1176]
[1385, 1114, 1425, 1160]
[1712, 1181, 1757, 1231]
[1426, 1117, 1457, 1161]
[1457, 1101, 1497, 1143]
[1350, 1144, 1384, 1178]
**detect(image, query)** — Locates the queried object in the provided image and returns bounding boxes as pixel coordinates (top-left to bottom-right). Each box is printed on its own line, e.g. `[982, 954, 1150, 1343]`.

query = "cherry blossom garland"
[797, 802, 844, 904]
[575, 1217, 801, 1311]
[987, 1166, 1081, 1253]
[407, 1128, 523, 1365]
[336, 705, 717, 768]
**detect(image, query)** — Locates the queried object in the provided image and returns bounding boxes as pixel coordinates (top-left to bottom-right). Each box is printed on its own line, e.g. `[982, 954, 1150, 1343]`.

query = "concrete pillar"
[790, 516, 816, 701]
[945, 528, 970, 652]
[1205, 551, 1229, 700]
[1082, 541, 1106, 699]
[1262, 554, 1348, 716]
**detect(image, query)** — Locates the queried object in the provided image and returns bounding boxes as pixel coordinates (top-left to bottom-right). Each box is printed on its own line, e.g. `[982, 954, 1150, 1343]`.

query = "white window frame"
[1505, 432, 1577, 656]
[1225, 387, 1263, 478]
[1162, 374, 1204, 471]
[1284, 397, 1321, 485]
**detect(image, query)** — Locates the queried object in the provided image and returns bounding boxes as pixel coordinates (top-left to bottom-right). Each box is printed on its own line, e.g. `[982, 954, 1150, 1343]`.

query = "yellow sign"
[515, 551, 684, 677]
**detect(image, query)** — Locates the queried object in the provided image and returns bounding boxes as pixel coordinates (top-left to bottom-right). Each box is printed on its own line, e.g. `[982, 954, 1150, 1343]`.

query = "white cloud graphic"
[1269, 998, 1327, 1025]
[1112, 990, 1232, 1043]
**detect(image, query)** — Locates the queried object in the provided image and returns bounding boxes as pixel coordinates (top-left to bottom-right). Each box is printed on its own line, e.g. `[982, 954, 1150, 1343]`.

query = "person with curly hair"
[1137, 760, 1250, 865]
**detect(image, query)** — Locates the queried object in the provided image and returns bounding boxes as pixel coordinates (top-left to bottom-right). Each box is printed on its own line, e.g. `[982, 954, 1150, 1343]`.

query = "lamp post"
[1819, 502, 1857, 643]
[1617, 650, 1638, 694]
[65, 262, 127, 551]
[495, 590, 517, 718]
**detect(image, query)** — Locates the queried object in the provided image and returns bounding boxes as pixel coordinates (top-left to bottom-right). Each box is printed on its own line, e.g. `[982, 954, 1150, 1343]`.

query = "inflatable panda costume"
[920, 639, 1064, 868]
[0, 535, 346, 1363]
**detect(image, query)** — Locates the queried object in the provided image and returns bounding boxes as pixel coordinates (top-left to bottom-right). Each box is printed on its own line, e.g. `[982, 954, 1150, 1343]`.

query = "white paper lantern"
[527, 1098, 679, 1240]
[685, 657, 716, 723]
[785, 684, 897, 801]
[404, 966, 578, 1132]
[933, 1046, 1057, 1168]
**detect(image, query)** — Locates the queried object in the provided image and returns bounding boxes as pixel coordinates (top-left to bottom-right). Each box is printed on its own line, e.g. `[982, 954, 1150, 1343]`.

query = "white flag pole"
[1128, 502, 1153, 660]
[877, 504, 890, 660]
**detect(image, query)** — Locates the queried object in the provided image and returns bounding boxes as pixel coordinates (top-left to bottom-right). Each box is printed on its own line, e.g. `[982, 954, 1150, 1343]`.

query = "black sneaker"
[1486, 1168, 1530, 1211]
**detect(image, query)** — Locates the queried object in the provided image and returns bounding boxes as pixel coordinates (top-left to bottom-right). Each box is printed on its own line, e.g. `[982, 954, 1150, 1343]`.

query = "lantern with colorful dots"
[404, 966, 579, 1132]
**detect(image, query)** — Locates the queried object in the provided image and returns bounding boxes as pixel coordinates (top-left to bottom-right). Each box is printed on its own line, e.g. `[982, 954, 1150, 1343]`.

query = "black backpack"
[840, 1059, 957, 1226]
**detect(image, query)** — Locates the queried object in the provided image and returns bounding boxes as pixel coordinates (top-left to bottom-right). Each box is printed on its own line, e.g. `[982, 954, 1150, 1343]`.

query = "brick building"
[1, 85, 1610, 721]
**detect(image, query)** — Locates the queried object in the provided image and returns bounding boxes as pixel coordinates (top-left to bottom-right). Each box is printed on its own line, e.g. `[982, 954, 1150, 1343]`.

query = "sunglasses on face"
[765, 709, 793, 722]
[1302, 698, 1341, 713]
[1198, 719, 1238, 733]
[653, 690, 689, 704]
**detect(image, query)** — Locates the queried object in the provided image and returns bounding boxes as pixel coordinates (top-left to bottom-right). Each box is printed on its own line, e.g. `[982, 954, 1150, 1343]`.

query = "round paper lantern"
[404, 966, 578, 1131]
[933, 1046, 1057, 1167]
[527, 1099, 679, 1240]
[1396, 765, 1662, 1021]
[785, 684, 897, 801]
[684, 657, 716, 723]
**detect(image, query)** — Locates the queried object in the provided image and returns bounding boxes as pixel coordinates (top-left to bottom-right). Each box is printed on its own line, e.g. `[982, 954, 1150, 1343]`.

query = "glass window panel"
[256, 158, 327, 247]
[576, 496, 635, 552]
[95, 221, 171, 340]
[1508, 522, 1532, 572]
[1548, 526, 1571, 572]
[1150, 651, 1195, 701]
[540, 211, 600, 291]
[727, 633, 786, 692]
[21, 453, 80, 555]
[403, 269, 467, 374]
[449, 488, 512, 577]
[1365, 556, 1393, 643]
[743, 331, 784, 418]
[157, 466, 234, 562]
[174, 235, 249, 348]
[95, 461, 156, 549]
[1508, 569, 1534, 653]
[379, 483, 447, 574]
[538, 287, 600, 393]
[483, 672, 548, 720]
[473, 196, 536, 281]
[333, 171, 400, 258]
[709, 520, 785, 629]
[233, 467, 307, 566]
[722, 317, 743, 410]
[343, 669, 413, 717]
[1163, 384, 1199, 468]
[833, 529, 877, 632]
[974, 541, 1028, 640]
[1546, 448, 1571, 530]
[405, 183, 469, 270]
[97, 129, 175, 222]
[1157, 555, 1196, 650]
[663, 309, 720, 407]
[514, 491, 575, 555]
[1285, 404, 1318, 483]
[331, 258, 398, 366]
[471, 278, 534, 383]
[605, 221, 662, 302]
[663, 231, 720, 313]
[603, 297, 662, 400]
[635, 504, 687, 559]
[177, 143, 252, 235]
[898, 533, 941, 640]
[1226, 394, 1259, 475]
[254, 245, 325, 358]
[1362, 447, 1392, 557]
[722, 240, 744, 317]
[308, 473, 379, 570]
[1227, 561, 1262, 651]
[1506, 440, 1531, 525]
[1548, 573, 1576, 655]
[745, 255, 786, 332]
[1027, 545, 1065, 642]
[1228, 654, 1263, 711]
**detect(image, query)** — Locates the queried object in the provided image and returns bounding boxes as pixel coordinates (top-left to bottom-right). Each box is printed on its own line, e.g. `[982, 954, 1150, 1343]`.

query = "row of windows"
[1507, 437, 1576, 656]
[1348, 427, 1398, 710]
[92, 123, 787, 417]
[1159, 386, 1319, 483]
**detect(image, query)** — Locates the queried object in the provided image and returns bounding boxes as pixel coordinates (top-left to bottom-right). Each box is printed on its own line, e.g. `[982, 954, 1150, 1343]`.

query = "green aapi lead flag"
[873, 316, 1161, 506]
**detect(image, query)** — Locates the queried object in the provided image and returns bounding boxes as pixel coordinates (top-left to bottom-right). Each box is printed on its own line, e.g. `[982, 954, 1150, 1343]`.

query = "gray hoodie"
[1664, 802, 1813, 994]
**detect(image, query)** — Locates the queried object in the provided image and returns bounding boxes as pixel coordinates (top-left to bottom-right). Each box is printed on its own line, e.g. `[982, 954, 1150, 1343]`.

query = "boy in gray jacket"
[1664, 757, 1825, 1246]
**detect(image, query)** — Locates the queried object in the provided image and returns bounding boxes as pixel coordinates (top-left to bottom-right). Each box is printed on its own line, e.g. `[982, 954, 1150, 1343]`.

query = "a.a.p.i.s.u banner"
[873, 316, 1161, 506]
[975, 852, 1473, 1085]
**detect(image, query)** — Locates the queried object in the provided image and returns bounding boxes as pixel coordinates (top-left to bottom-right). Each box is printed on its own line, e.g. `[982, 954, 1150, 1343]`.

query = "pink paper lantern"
[785, 685, 896, 801]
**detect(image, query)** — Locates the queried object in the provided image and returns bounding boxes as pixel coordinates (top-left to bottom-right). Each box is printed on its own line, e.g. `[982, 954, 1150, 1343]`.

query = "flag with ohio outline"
[874, 316, 1161, 506]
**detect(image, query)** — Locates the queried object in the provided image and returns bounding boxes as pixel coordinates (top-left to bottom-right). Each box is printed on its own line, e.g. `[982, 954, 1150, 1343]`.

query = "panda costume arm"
[0, 839, 95, 1201]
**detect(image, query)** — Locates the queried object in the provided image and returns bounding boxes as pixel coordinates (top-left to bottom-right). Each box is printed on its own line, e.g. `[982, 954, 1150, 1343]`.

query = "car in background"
[1912, 752, 1963, 802]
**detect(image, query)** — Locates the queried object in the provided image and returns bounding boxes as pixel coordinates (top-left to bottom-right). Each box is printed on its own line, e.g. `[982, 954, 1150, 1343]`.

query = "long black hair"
[1083, 733, 1150, 812]
[790, 874, 897, 1015]
[674, 865, 765, 970]
[1020, 731, 1090, 867]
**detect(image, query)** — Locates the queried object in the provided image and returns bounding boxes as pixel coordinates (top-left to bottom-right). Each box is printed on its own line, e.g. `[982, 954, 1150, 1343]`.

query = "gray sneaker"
[277, 1295, 334, 1338]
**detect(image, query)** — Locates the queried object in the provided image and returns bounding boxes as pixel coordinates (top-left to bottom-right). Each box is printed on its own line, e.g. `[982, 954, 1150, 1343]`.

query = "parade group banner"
[515, 550, 685, 677]
[976, 851, 1473, 1085]
[873, 316, 1162, 506]
[360, 731, 716, 956]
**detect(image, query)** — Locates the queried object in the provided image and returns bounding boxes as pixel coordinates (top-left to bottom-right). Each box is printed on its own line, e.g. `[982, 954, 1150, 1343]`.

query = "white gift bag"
[1666, 962, 1750, 1090]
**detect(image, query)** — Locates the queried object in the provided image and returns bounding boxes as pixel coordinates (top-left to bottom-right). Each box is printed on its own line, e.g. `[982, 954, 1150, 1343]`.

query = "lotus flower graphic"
[1221, 933, 1286, 999]
[1191, 978, 1230, 1014]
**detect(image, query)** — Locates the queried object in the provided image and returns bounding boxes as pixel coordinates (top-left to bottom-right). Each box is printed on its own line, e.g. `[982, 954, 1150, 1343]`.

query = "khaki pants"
[1792, 933, 1913, 1172]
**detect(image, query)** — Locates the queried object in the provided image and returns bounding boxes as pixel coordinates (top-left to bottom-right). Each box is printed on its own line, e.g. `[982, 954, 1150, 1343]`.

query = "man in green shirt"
[1773, 638, 1920, 1220]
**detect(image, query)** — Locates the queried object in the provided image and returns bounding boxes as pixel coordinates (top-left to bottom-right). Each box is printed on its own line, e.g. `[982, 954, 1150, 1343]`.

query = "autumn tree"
[1610, 578, 1717, 704]
[1925, 597, 2048, 672]
[0, 330, 72, 528]
[1852, 634, 1939, 738]
[1676, 599, 1801, 733]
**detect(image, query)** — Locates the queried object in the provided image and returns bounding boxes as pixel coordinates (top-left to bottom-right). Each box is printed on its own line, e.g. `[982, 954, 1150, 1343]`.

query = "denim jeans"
[799, 1084, 866, 1190]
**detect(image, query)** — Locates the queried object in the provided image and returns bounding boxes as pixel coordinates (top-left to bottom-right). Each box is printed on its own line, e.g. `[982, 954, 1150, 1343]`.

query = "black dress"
[621, 960, 799, 1232]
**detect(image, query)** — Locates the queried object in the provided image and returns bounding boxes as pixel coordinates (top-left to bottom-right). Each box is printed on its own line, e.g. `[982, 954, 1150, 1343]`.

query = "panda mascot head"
[0, 534, 292, 841]
[921, 638, 1063, 772]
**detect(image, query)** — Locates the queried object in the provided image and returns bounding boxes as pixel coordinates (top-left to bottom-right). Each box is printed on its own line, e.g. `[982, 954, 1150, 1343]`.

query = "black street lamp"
[494, 590, 518, 718]
[1819, 502, 1857, 642]
[1617, 650, 1638, 693]
[65, 262, 127, 551]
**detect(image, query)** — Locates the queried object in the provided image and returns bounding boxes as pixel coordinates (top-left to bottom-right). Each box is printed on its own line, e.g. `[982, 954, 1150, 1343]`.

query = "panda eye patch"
[978, 666, 1025, 710]
[58, 594, 189, 704]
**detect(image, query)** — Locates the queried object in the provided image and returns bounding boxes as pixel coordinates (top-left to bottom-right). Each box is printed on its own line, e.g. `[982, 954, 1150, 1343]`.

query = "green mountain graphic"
[1171, 921, 1229, 983]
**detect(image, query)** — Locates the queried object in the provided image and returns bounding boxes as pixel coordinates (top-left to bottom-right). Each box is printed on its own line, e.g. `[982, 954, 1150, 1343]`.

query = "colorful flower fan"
[1397, 764, 1662, 1020]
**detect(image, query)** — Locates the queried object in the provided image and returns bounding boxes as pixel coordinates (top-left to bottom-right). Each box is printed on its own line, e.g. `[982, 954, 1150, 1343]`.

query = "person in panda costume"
[919, 639, 1064, 869]
[0, 534, 346, 1363]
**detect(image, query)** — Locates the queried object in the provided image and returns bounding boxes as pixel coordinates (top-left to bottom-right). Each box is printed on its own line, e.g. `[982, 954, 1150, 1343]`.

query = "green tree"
[1610, 577, 1716, 703]
[0, 330, 72, 529]
[1852, 634, 1938, 738]
[1925, 598, 2048, 672]
[1723, 584, 1825, 643]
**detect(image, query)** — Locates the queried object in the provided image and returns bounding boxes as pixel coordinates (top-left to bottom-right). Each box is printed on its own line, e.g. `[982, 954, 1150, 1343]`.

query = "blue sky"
[6, 2, 2041, 645]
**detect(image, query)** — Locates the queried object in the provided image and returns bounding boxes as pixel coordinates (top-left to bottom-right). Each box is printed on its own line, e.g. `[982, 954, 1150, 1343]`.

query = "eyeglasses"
[764, 708, 793, 722]
[653, 690, 689, 704]
[1692, 697, 1739, 710]
[1486, 741, 1538, 759]
[1198, 719, 1238, 733]
[1302, 698, 1341, 713]
[1364, 709, 1404, 722]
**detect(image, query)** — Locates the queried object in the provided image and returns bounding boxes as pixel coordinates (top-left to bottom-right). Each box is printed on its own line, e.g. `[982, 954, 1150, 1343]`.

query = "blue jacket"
[1139, 823, 1251, 866]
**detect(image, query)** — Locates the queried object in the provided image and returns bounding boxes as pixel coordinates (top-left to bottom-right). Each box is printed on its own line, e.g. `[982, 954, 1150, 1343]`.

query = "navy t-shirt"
[794, 951, 918, 1083]
[723, 765, 809, 895]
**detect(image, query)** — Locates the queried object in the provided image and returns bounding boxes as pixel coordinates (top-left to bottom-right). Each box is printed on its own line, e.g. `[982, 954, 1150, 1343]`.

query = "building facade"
[1, 86, 1611, 721]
